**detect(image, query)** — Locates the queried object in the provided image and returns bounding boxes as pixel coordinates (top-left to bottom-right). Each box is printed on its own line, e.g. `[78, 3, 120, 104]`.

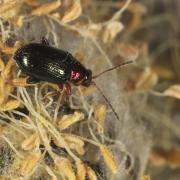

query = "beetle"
[14, 38, 92, 89]
[13, 38, 133, 120]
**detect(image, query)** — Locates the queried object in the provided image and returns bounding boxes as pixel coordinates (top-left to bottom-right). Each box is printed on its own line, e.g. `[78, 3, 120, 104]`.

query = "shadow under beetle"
[14, 37, 133, 120]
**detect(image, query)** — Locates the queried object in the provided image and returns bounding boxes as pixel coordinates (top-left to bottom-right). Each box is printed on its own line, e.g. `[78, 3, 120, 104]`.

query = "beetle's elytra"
[14, 39, 92, 87]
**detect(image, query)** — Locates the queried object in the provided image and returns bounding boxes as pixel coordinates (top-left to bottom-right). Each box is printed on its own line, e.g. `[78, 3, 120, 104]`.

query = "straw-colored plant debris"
[0, 58, 20, 111]
[55, 157, 76, 180]
[31, 0, 61, 16]
[141, 175, 151, 180]
[20, 151, 41, 175]
[0, 0, 24, 20]
[58, 111, 84, 130]
[21, 133, 40, 151]
[94, 104, 107, 134]
[99, 145, 118, 174]
[163, 85, 180, 99]
[135, 67, 158, 91]
[102, 21, 124, 43]
[85, 165, 97, 180]
[61, 0, 82, 23]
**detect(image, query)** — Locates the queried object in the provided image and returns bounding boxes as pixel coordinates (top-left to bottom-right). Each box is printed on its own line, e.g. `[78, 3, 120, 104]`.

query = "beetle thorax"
[70, 69, 92, 87]
[71, 71, 81, 80]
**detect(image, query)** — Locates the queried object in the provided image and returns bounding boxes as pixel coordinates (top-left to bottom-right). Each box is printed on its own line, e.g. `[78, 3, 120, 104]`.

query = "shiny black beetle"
[14, 38, 92, 87]
[14, 38, 133, 120]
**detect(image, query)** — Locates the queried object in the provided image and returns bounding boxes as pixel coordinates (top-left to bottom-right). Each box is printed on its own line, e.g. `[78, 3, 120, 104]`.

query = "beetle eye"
[71, 71, 81, 81]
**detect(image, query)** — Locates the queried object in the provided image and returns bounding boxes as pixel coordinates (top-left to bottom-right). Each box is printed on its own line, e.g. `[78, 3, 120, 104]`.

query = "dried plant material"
[0, 58, 5, 72]
[149, 148, 180, 169]
[103, 21, 124, 43]
[79, 85, 96, 96]
[54, 134, 85, 155]
[69, 144, 84, 155]
[58, 111, 84, 130]
[125, 3, 147, 32]
[0, 0, 24, 20]
[163, 85, 180, 99]
[55, 157, 76, 180]
[31, 0, 61, 16]
[117, 43, 139, 60]
[0, 42, 16, 54]
[21, 151, 41, 175]
[88, 23, 102, 37]
[61, 0, 82, 23]
[12, 78, 28, 87]
[0, 79, 13, 104]
[63, 134, 84, 147]
[51, 12, 61, 19]
[149, 150, 167, 167]
[99, 145, 117, 174]
[0, 51, 26, 110]
[62, 134, 85, 155]
[0, 57, 21, 107]
[46, 166, 57, 180]
[26, 0, 40, 7]
[14, 16, 24, 28]
[0, 125, 7, 136]
[141, 175, 151, 180]
[127, 14, 141, 33]
[163, 149, 180, 169]
[1, 59, 15, 80]
[126, 2, 147, 14]
[94, 104, 107, 133]
[76, 161, 86, 180]
[14, 40, 24, 49]
[85, 165, 97, 180]
[21, 133, 40, 150]
[135, 67, 158, 90]
[117, 2, 147, 31]
[0, 100, 21, 111]
[152, 65, 174, 79]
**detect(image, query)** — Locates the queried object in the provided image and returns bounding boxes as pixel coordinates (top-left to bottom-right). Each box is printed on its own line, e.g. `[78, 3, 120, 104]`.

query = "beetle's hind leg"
[42, 83, 71, 102]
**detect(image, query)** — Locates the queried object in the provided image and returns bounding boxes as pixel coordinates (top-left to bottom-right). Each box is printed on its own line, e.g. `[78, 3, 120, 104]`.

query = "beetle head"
[70, 69, 92, 87]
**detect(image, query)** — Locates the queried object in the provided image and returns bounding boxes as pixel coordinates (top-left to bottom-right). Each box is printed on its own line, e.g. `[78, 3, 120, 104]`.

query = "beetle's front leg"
[42, 83, 71, 102]
[58, 83, 71, 95]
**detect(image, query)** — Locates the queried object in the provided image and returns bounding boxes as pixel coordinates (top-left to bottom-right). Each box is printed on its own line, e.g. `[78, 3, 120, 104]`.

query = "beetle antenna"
[92, 60, 133, 79]
[92, 81, 120, 121]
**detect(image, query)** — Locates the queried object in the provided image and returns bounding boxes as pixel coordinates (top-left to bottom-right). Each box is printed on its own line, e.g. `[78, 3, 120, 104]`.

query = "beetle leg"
[27, 76, 41, 84]
[65, 83, 72, 95]
[42, 91, 58, 102]
[58, 83, 71, 95]
[41, 37, 50, 46]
